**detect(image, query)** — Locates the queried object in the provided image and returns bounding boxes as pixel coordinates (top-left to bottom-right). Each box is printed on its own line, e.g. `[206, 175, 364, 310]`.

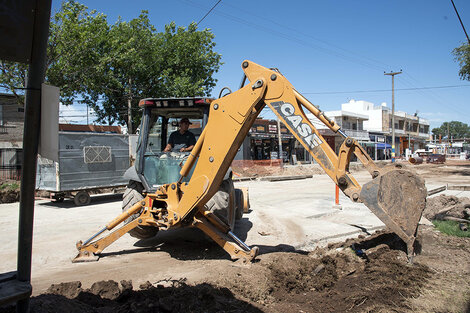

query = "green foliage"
[453, 43, 470, 81]
[431, 121, 470, 139]
[47, 1, 110, 106]
[0, 182, 20, 191]
[432, 220, 470, 238]
[0, 1, 222, 132]
[0, 61, 27, 105]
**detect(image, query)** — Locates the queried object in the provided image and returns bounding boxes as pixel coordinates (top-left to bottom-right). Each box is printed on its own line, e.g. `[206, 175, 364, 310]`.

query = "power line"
[451, 0, 470, 44]
[196, 0, 222, 26]
[301, 84, 470, 95]
[181, 0, 388, 72]
[221, 2, 394, 71]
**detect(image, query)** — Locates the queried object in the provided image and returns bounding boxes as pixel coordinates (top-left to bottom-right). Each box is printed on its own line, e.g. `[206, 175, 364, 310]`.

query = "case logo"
[271, 101, 323, 150]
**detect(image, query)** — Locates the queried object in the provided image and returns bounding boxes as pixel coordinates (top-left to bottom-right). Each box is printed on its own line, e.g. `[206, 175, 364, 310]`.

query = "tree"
[0, 1, 222, 133]
[47, 1, 110, 106]
[453, 43, 470, 81]
[0, 61, 27, 105]
[87, 18, 222, 131]
[0, 1, 108, 106]
[432, 121, 470, 139]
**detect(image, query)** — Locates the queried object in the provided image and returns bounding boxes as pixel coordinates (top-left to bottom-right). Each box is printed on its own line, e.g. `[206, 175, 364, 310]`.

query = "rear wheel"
[122, 181, 158, 239]
[74, 191, 90, 206]
[205, 178, 236, 230]
[234, 188, 244, 220]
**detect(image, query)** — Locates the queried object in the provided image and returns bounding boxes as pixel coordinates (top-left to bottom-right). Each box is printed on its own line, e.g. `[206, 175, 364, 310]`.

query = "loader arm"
[75, 60, 426, 263]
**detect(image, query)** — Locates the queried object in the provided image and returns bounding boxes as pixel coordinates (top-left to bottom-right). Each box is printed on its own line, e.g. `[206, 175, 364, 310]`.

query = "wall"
[0, 93, 24, 145]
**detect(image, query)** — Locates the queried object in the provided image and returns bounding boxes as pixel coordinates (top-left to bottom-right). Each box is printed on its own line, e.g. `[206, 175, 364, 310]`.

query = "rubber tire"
[205, 178, 236, 230]
[53, 195, 64, 203]
[122, 181, 158, 239]
[234, 188, 244, 220]
[74, 191, 90, 206]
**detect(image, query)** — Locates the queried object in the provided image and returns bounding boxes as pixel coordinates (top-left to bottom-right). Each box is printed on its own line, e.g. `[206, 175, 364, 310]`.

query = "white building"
[307, 99, 431, 160]
[306, 108, 369, 154]
[341, 99, 430, 156]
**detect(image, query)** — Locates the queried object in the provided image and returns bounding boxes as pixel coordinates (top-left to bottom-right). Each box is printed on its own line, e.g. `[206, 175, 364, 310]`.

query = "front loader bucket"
[360, 168, 427, 257]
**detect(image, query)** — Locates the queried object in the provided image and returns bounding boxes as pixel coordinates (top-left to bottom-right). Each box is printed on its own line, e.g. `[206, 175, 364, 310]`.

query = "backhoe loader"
[73, 60, 426, 263]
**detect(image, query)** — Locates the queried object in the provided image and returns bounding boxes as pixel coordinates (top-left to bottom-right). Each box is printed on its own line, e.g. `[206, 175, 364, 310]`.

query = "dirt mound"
[424, 194, 470, 220]
[0, 279, 262, 313]
[0, 189, 19, 203]
[0, 232, 447, 313]
[213, 232, 430, 312]
[0, 181, 20, 203]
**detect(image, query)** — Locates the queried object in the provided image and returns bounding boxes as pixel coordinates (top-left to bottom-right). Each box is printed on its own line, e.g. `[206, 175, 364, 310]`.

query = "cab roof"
[138, 97, 213, 108]
[138, 97, 215, 119]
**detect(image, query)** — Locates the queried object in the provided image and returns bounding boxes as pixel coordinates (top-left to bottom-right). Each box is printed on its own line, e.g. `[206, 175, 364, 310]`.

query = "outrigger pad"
[360, 168, 427, 248]
[72, 251, 99, 263]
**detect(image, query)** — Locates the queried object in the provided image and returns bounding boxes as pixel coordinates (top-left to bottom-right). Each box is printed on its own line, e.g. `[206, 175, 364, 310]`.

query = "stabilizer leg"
[192, 211, 258, 262]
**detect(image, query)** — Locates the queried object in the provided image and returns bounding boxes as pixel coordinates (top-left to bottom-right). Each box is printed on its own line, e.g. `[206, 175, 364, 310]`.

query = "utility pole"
[277, 118, 283, 168]
[447, 122, 450, 155]
[127, 78, 133, 134]
[384, 70, 402, 162]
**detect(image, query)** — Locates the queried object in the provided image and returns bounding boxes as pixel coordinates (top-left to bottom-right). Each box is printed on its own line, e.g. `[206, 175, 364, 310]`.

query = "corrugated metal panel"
[36, 132, 130, 191]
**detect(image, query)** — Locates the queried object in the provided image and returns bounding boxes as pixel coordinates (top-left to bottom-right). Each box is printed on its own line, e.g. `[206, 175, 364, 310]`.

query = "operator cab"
[134, 97, 213, 192]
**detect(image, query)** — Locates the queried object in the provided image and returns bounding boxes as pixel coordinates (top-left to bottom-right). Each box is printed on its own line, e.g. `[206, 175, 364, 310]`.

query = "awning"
[377, 143, 391, 149]
[363, 142, 391, 149]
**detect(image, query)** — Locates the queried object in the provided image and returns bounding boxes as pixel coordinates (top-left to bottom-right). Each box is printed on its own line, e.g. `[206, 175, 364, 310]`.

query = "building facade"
[341, 100, 430, 159]
[0, 93, 24, 180]
[307, 110, 370, 154]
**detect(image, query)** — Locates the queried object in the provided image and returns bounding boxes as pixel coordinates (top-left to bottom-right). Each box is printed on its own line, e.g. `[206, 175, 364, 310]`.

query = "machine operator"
[163, 118, 196, 152]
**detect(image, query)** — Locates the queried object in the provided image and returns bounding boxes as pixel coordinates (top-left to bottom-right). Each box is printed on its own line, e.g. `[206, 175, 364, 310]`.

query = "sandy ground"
[0, 160, 469, 312]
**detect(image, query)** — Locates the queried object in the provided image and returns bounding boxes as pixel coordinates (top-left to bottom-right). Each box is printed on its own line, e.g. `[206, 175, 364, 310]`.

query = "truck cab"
[126, 97, 213, 193]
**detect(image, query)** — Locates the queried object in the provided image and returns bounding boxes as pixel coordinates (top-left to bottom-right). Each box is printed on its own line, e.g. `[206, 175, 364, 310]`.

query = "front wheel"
[122, 181, 158, 239]
[205, 178, 236, 230]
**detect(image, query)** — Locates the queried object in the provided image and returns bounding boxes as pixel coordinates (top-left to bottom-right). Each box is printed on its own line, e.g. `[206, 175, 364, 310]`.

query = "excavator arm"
[74, 60, 426, 263]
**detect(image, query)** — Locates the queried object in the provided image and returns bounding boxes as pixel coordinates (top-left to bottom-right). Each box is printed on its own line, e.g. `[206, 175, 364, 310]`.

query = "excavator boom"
[74, 60, 426, 263]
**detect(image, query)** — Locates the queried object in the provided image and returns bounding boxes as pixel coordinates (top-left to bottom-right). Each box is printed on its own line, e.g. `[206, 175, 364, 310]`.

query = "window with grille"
[83, 146, 111, 164]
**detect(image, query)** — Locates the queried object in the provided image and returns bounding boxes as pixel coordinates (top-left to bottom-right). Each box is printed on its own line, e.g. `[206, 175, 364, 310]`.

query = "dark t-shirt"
[168, 130, 196, 151]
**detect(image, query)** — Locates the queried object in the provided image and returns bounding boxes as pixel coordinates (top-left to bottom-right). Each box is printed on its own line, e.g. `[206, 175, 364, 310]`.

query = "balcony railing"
[343, 129, 369, 140]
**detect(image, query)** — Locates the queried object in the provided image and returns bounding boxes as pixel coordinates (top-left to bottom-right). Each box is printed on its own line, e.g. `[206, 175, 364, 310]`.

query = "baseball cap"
[179, 118, 192, 124]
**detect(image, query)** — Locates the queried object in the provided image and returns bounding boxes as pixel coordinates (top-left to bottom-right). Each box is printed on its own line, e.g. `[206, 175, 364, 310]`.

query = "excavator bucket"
[359, 167, 427, 257]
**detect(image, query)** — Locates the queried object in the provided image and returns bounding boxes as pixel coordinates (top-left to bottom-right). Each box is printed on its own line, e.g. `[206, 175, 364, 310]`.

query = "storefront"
[248, 119, 295, 162]
[234, 118, 342, 164]
[367, 134, 391, 160]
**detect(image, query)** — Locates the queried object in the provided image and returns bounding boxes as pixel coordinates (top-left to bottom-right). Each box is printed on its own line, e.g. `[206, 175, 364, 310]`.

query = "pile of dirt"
[3, 230, 468, 313]
[0, 181, 20, 204]
[424, 194, 470, 220]
[0, 279, 262, 313]
[218, 232, 430, 312]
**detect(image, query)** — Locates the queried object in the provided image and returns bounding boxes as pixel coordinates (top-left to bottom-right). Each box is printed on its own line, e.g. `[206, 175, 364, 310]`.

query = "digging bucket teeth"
[359, 168, 427, 257]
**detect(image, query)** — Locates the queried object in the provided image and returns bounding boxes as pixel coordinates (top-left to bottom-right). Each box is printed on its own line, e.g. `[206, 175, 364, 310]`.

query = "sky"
[52, 0, 470, 130]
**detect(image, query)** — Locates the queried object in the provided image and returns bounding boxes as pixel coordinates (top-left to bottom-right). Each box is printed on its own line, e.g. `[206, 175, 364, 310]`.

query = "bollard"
[333, 185, 342, 209]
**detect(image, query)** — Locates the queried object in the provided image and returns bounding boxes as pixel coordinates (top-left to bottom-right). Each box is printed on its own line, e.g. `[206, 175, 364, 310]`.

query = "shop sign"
[268, 125, 277, 133]
[377, 136, 385, 143]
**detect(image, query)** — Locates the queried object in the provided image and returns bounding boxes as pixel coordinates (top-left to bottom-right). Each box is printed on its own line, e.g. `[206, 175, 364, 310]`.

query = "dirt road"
[1, 161, 469, 312]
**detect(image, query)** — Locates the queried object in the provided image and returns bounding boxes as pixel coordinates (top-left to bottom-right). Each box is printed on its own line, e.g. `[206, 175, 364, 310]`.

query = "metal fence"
[0, 148, 22, 181]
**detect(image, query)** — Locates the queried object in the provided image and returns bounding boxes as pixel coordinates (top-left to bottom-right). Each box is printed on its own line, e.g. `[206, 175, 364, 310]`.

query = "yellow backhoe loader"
[73, 60, 426, 263]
